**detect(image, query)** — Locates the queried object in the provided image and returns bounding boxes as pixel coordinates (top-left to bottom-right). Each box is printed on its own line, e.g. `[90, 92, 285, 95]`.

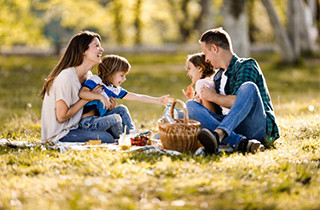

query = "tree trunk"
[113, 0, 124, 45]
[198, 0, 213, 32]
[307, 0, 319, 43]
[298, 0, 315, 53]
[134, 0, 142, 45]
[261, 0, 296, 63]
[287, 0, 301, 57]
[223, 0, 250, 57]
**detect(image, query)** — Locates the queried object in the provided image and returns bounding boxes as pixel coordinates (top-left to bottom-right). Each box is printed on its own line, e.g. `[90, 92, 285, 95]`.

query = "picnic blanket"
[0, 139, 183, 155]
[0, 139, 233, 155]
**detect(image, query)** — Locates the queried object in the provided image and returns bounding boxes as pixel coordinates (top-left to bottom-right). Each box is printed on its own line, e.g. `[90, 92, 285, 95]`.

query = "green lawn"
[0, 53, 319, 209]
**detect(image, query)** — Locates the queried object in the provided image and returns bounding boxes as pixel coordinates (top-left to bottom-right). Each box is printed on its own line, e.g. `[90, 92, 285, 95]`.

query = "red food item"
[187, 85, 192, 94]
[130, 134, 149, 146]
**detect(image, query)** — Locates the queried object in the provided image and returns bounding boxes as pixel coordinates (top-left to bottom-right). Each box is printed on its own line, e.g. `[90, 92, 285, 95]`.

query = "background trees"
[0, 0, 319, 62]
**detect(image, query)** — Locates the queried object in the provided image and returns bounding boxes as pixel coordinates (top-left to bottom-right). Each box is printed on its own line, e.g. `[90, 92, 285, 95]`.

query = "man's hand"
[200, 85, 217, 103]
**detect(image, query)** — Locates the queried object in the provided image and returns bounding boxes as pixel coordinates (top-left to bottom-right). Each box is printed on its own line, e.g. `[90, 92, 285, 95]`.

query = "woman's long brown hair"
[40, 31, 101, 99]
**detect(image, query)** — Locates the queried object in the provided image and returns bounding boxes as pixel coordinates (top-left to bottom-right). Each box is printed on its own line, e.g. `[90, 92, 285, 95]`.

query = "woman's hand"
[159, 94, 174, 106]
[92, 85, 104, 94]
[98, 95, 111, 109]
[109, 97, 117, 110]
[182, 84, 194, 100]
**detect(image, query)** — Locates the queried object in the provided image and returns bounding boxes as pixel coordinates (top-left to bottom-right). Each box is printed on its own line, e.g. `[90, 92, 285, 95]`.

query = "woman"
[41, 31, 119, 143]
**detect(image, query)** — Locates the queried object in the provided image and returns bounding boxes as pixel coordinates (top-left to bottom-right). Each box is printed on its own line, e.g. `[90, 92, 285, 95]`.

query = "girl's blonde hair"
[98, 55, 131, 85]
[187, 53, 214, 79]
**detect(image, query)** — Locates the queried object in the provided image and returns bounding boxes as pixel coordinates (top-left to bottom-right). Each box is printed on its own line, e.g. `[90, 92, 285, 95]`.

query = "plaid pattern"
[214, 55, 280, 142]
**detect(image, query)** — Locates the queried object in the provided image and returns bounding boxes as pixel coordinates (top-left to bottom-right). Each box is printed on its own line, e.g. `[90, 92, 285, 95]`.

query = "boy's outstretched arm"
[123, 92, 173, 106]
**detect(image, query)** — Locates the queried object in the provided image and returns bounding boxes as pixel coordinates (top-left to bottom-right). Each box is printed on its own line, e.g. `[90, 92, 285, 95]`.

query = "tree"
[112, 0, 124, 45]
[0, 0, 47, 47]
[167, 0, 209, 43]
[261, 0, 296, 63]
[134, 0, 142, 45]
[223, 0, 250, 57]
[261, 0, 319, 63]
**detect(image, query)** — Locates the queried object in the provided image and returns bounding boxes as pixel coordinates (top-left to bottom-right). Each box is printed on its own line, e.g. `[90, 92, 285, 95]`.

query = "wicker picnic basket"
[158, 99, 201, 153]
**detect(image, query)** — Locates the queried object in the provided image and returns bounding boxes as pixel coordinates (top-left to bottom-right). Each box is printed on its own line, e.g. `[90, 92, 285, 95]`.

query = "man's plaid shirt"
[214, 55, 280, 142]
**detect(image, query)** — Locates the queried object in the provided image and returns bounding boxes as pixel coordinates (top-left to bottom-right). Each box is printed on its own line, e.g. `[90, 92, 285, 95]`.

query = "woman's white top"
[41, 67, 90, 142]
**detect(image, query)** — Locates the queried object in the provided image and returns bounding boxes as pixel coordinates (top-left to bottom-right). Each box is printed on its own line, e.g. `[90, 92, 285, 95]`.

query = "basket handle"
[170, 99, 189, 124]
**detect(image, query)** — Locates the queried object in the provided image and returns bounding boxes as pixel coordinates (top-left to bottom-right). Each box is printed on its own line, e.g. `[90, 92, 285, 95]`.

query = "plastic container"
[163, 105, 178, 123]
[119, 133, 132, 150]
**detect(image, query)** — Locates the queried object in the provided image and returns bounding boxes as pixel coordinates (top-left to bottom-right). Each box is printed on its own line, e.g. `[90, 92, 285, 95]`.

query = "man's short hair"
[199, 27, 232, 51]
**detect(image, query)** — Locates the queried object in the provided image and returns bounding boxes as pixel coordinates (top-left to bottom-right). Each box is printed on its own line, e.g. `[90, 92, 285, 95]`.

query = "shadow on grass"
[123, 150, 232, 164]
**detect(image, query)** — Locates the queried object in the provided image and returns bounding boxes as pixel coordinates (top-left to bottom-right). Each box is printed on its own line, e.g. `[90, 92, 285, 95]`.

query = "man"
[186, 27, 279, 154]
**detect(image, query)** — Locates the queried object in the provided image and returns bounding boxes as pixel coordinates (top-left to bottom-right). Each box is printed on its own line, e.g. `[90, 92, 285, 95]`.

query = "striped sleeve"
[83, 75, 102, 90]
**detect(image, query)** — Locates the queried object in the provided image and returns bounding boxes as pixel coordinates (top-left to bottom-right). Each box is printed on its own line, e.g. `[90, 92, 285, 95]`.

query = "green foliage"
[0, 53, 319, 209]
[0, 0, 48, 46]
[1, 0, 305, 48]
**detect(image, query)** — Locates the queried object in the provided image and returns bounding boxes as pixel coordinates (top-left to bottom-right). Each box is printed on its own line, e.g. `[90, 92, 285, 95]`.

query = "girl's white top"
[195, 77, 215, 99]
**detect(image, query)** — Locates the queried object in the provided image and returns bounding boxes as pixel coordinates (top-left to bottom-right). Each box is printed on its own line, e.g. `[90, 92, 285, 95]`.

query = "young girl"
[79, 54, 173, 135]
[182, 53, 221, 114]
[41, 31, 117, 143]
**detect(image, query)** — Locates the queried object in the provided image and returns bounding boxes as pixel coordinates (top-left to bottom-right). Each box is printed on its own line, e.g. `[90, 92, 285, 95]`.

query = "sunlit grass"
[0, 53, 319, 209]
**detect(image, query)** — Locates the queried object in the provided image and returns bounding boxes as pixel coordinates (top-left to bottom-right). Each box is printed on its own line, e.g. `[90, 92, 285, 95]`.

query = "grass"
[0, 52, 319, 209]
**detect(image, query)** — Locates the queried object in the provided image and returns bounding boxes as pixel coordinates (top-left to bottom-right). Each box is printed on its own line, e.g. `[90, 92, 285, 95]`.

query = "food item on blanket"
[85, 140, 101, 145]
[131, 134, 149, 146]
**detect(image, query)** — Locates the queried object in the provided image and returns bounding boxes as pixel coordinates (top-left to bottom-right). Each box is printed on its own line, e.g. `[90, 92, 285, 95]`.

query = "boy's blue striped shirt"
[83, 75, 127, 116]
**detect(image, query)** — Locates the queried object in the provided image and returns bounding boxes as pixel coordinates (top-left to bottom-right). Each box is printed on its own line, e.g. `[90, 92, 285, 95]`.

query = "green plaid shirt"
[214, 55, 280, 142]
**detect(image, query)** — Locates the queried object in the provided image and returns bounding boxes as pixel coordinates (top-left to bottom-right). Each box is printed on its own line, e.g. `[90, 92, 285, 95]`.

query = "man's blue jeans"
[104, 105, 135, 134]
[186, 82, 267, 148]
[78, 114, 123, 139]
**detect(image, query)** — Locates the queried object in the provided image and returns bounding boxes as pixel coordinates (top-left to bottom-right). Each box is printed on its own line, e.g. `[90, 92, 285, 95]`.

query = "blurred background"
[0, 0, 319, 138]
[0, 0, 319, 62]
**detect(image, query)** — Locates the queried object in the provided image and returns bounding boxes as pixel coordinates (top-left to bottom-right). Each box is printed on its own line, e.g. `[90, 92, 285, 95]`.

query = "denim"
[104, 105, 135, 134]
[59, 128, 116, 143]
[79, 114, 123, 139]
[218, 82, 266, 144]
[186, 82, 267, 147]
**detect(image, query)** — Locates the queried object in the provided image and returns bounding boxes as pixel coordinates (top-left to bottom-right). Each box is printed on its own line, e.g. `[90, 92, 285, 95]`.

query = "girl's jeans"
[104, 105, 135, 134]
[186, 82, 267, 148]
[78, 114, 123, 139]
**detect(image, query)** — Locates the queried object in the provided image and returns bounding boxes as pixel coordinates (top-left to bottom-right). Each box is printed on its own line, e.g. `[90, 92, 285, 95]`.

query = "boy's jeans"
[186, 82, 267, 148]
[79, 114, 123, 139]
[105, 105, 135, 134]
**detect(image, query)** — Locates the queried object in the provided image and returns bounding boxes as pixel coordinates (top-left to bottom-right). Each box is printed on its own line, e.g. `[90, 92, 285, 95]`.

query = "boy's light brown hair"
[98, 55, 131, 85]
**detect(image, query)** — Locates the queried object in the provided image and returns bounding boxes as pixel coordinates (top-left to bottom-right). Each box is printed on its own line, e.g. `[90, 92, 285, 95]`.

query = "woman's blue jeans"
[104, 105, 135, 134]
[78, 114, 123, 139]
[186, 82, 267, 148]
[59, 127, 116, 143]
